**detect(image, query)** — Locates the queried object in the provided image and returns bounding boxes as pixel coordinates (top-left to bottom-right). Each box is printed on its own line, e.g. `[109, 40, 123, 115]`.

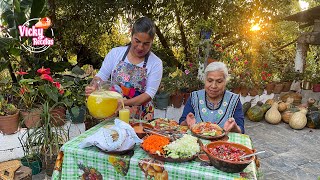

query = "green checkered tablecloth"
[52, 120, 258, 180]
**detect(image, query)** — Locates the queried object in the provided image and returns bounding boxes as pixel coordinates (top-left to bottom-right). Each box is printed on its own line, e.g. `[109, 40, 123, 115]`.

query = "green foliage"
[0, 94, 18, 115]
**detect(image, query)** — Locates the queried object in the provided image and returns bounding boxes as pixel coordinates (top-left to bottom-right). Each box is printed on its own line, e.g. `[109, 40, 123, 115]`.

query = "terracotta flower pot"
[312, 84, 320, 92]
[240, 87, 249, 97]
[232, 87, 241, 94]
[183, 92, 191, 105]
[282, 81, 292, 92]
[273, 83, 284, 94]
[21, 108, 42, 128]
[249, 88, 259, 96]
[265, 83, 275, 95]
[50, 107, 66, 126]
[170, 93, 184, 108]
[0, 111, 20, 134]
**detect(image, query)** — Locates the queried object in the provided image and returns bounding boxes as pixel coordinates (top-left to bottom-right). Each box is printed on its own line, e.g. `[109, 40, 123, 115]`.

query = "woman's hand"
[185, 112, 196, 128]
[223, 117, 241, 133]
[85, 85, 96, 97]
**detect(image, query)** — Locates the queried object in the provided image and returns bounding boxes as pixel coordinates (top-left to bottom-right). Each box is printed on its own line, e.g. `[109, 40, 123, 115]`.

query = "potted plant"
[18, 131, 42, 175]
[311, 74, 320, 92]
[35, 67, 72, 126]
[62, 66, 89, 123]
[0, 94, 19, 134]
[14, 70, 42, 128]
[301, 70, 313, 90]
[26, 101, 69, 176]
[281, 68, 299, 92]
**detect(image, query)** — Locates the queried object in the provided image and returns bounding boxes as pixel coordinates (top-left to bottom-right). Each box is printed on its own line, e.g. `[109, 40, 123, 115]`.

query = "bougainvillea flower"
[37, 67, 51, 75]
[16, 70, 28, 75]
[20, 87, 26, 95]
[262, 75, 267, 81]
[185, 69, 190, 75]
[59, 89, 64, 95]
[188, 63, 193, 67]
[52, 81, 61, 89]
[40, 74, 53, 82]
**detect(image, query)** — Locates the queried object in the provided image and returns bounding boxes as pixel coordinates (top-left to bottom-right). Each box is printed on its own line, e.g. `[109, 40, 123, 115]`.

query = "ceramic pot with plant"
[18, 131, 42, 175]
[26, 101, 68, 176]
[0, 95, 19, 134]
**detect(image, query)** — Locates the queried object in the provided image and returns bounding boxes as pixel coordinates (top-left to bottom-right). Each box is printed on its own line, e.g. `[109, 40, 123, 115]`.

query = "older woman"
[179, 62, 244, 133]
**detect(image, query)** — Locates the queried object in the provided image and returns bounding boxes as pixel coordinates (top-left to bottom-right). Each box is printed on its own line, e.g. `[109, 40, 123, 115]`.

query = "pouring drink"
[87, 90, 122, 119]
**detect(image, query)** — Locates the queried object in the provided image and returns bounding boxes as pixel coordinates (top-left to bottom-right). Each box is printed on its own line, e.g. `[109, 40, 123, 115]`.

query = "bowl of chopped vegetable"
[203, 141, 254, 173]
[141, 134, 200, 162]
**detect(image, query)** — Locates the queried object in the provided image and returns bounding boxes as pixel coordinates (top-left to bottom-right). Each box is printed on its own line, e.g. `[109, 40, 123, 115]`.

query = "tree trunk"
[154, 25, 179, 67]
[174, 4, 190, 61]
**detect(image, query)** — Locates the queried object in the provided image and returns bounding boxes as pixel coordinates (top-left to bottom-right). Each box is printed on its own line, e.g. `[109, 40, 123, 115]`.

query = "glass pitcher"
[86, 79, 123, 119]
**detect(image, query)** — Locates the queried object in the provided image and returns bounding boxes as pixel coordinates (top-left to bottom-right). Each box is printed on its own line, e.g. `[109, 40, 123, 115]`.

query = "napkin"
[79, 119, 142, 151]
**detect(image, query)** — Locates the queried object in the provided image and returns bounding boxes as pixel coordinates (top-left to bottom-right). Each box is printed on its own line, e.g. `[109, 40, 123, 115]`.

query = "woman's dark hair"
[131, 17, 156, 38]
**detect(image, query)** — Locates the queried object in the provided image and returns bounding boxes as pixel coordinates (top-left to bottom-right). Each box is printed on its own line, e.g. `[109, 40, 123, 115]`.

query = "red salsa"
[208, 144, 248, 162]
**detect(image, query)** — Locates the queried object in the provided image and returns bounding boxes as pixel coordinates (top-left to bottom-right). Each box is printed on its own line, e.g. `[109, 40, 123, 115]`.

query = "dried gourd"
[278, 101, 287, 112]
[265, 102, 281, 124]
[281, 107, 299, 123]
[289, 108, 308, 130]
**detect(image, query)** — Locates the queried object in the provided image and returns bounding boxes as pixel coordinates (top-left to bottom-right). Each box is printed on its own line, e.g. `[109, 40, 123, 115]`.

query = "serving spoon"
[240, 150, 266, 159]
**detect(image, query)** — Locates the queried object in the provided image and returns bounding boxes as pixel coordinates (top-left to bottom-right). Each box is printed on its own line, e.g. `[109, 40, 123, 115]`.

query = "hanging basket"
[0, 111, 20, 134]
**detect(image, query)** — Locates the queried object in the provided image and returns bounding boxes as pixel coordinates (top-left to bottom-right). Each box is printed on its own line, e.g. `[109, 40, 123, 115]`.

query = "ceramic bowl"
[131, 122, 154, 139]
[203, 141, 254, 173]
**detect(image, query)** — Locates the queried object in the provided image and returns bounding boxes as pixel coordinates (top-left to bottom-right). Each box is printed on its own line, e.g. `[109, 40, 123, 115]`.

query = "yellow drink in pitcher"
[87, 91, 122, 119]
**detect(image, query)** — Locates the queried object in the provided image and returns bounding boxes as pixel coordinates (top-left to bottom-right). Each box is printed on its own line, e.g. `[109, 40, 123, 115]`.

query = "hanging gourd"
[246, 101, 264, 122]
[265, 102, 281, 124]
[289, 108, 308, 130]
[306, 111, 320, 129]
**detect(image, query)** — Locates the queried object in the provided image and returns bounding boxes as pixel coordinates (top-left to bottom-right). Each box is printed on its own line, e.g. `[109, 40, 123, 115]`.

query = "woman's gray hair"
[204, 62, 229, 80]
[132, 17, 156, 39]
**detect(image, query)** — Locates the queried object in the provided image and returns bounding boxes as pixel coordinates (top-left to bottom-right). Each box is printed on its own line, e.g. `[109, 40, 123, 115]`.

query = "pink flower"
[59, 89, 64, 95]
[37, 67, 51, 75]
[16, 70, 28, 75]
[185, 69, 190, 75]
[40, 74, 53, 82]
[52, 81, 61, 89]
[244, 60, 248, 65]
